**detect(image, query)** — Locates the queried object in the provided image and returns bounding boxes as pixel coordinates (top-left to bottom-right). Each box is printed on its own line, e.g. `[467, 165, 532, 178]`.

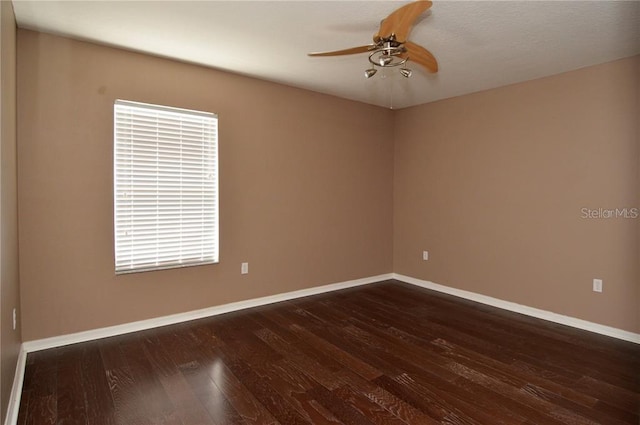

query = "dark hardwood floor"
[18, 280, 640, 424]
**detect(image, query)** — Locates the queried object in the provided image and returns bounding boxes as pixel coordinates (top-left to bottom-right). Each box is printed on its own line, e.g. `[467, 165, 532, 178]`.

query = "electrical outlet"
[593, 278, 603, 293]
[12, 308, 16, 330]
[241, 262, 249, 275]
[422, 251, 429, 261]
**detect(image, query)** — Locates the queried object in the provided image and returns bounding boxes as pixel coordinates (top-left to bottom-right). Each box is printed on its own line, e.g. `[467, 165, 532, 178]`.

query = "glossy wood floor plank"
[18, 280, 640, 424]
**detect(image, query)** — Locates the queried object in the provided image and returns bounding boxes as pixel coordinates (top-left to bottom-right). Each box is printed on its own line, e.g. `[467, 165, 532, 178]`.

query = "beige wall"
[17, 30, 395, 340]
[1, 0, 20, 420]
[394, 56, 640, 333]
[16, 27, 639, 341]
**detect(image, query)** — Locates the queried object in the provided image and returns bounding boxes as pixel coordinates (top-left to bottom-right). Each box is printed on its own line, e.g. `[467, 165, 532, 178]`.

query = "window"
[114, 100, 218, 274]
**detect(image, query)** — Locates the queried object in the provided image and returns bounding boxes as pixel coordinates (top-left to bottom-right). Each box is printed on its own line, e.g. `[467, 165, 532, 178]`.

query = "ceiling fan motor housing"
[369, 38, 408, 68]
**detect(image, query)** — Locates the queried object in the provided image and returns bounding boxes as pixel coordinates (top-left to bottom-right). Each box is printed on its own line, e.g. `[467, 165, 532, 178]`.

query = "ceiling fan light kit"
[308, 0, 438, 79]
[400, 68, 413, 78]
[367, 39, 412, 78]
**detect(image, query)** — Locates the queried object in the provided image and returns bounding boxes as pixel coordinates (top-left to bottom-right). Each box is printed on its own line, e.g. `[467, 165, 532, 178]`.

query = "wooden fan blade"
[375, 0, 432, 43]
[308, 45, 376, 57]
[403, 41, 438, 73]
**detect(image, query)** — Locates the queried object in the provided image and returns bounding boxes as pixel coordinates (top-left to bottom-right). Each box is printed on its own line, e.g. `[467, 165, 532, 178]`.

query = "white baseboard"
[3, 345, 26, 425]
[23, 273, 394, 353]
[22, 272, 639, 353]
[393, 273, 640, 344]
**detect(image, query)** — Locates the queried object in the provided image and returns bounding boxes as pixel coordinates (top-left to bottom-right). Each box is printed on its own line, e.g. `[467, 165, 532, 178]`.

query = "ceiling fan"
[308, 0, 438, 79]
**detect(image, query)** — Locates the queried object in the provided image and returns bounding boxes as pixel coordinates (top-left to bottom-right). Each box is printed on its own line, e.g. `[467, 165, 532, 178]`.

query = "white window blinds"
[114, 100, 218, 274]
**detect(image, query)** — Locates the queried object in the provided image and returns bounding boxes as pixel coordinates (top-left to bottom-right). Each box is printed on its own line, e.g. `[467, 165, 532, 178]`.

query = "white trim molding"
[21, 272, 640, 353]
[393, 273, 640, 345]
[23, 273, 394, 353]
[3, 345, 26, 425]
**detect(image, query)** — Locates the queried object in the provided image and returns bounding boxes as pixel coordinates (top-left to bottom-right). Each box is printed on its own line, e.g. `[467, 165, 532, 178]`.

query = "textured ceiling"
[12, 0, 640, 109]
